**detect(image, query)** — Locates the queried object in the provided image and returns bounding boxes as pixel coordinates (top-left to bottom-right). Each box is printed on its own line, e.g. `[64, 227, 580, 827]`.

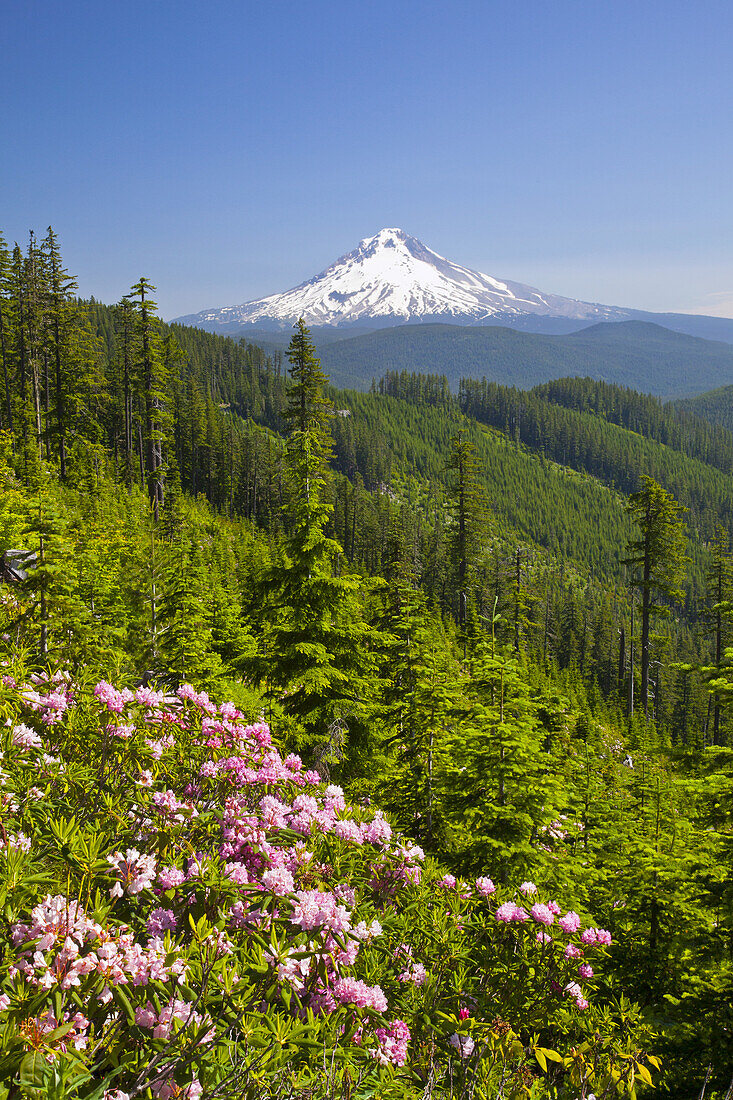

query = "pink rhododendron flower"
[353, 918, 382, 941]
[94, 681, 127, 713]
[152, 789, 193, 822]
[519, 881, 538, 896]
[259, 794, 291, 829]
[333, 819, 364, 844]
[361, 810, 392, 846]
[475, 876, 496, 896]
[157, 866, 186, 889]
[398, 961, 427, 986]
[1, 832, 30, 852]
[558, 911, 582, 934]
[135, 1005, 157, 1028]
[147, 908, 177, 935]
[110, 724, 135, 739]
[334, 883, 356, 906]
[332, 976, 388, 1012]
[135, 685, 165, 709]
[578, 963, 594, 978]
[261, 866, 295, 896]
[290, 889, 351, 935]
[495, 902, 517, 922]
[265, 945, 311, 990]
[107, 849, 156, 896]
[11, 723, 42, 749]
[449, 1033, 475, 1058]
[531, 903, 555, 926]
[373, 1018, 410, 1065]
[324, 784, 346, 812]
[18, 1008, 89, 1057]
[152, 997, 210, 1041]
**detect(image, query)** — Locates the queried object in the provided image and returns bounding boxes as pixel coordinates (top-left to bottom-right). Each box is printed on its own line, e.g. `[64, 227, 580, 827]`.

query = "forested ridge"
[675, 380, 733, 435]
[312, 319, 733, 397]
[1, 230, 733, 1097]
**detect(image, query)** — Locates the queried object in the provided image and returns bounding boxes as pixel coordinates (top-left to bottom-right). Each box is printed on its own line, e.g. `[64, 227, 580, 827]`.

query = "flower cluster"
[9, 894, 187, 999]
[21, 670, 73, 725]
[374, 1018, 411, 1066]
[0, 670, 634, 1095]
[108, 848, 157, 897]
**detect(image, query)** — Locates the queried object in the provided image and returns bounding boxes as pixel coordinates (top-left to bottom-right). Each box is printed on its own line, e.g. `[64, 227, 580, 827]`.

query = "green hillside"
[315, 319, 733, 397]
[675, 381, 733, 433]
[458, 377, 733, 551]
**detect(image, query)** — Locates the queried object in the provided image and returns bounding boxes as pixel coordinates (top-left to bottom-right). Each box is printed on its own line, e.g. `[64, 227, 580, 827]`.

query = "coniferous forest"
[2, 229, 733, 1098]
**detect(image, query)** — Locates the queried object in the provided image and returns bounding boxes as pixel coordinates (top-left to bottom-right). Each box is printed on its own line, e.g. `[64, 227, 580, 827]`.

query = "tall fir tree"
[129, 278, 168, 521]
[447, 431, 490, 641]
[623, 477, 689, 718]
[705, 525, 733, 744]
[251, 320, 378, 764]
[42, 227, 77, 480]
[0, 233, 13, 440]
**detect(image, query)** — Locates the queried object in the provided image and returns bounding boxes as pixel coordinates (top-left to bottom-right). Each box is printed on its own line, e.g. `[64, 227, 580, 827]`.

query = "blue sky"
[3, 0, 733, 319]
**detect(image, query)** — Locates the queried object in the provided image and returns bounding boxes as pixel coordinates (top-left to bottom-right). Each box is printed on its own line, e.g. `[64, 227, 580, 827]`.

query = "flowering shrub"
[0, 666, 657, 1098]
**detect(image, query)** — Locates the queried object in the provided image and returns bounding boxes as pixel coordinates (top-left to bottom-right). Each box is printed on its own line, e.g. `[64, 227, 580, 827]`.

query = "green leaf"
[112, 985, 136, 1024]
[636, 1063, 654, 1086]
[19, 1050, 50, 1090]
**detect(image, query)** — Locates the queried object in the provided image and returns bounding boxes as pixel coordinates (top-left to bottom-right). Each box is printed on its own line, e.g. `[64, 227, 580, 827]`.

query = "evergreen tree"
[129, 278, 168, 520]
[22, 483, 92, 663]
[442, 638, 566, 879]
[705, 525, 733, 744]
[113, 296, 137, 483]
[42, 227, 77, 480]
[0, 233, 13, 440]
[377, 578, 462, 847]
[250, 321, 377, 762]
[283, 319, 333, 456]
[156, 531, 224, 686]
[623, 477, 689, 717]
[447, 431, 490, 638]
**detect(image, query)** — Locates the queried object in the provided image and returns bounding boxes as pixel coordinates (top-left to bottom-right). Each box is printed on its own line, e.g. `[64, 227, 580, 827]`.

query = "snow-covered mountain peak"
[174, 229, 628, 332]
[358, 227, 409, 250]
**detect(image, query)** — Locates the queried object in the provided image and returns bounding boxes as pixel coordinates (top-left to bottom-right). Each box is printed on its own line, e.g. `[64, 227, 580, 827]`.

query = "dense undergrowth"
[0, 667, 653, 1100]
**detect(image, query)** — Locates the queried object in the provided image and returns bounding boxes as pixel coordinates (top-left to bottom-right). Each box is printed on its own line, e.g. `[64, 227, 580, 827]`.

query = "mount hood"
[174, 228, 632, 332]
